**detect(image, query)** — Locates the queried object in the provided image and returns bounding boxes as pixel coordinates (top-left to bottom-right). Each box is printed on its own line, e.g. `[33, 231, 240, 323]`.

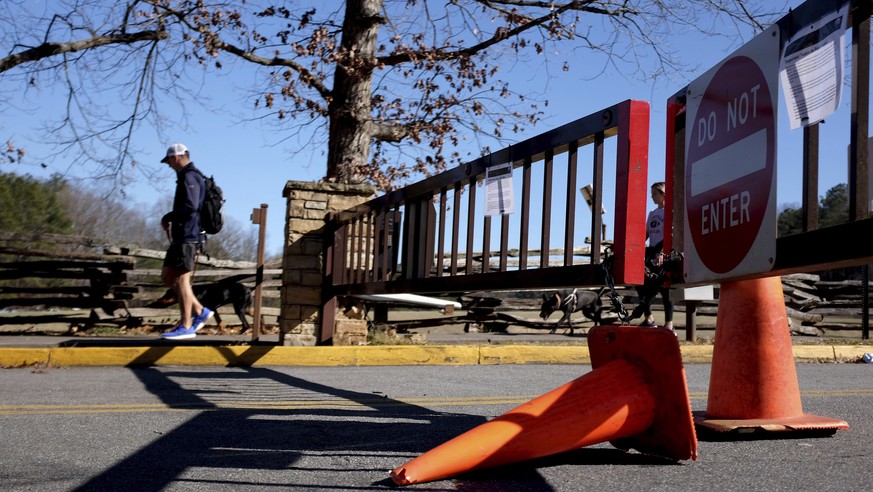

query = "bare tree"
[56, 184, 162, 248]
[204, 215, 262, 261]
[1, 0, 781, 191]
[56, 181, 263, 261]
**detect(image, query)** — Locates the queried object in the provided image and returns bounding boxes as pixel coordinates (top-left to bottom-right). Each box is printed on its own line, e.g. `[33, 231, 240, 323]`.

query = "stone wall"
[279, 181, 375, 345]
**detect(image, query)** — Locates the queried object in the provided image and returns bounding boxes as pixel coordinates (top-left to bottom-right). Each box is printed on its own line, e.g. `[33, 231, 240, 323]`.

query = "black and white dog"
[147, 281, 253, 332]
[539, 288, 605, 335]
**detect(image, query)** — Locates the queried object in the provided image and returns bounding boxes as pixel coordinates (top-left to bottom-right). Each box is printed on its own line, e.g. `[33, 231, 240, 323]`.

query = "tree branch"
[0, 30, 167, 73]
[376, 1, 630, 66]
[214, 41, 333, 100]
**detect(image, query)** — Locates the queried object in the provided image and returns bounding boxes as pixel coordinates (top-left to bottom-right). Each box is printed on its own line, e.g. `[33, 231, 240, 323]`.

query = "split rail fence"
[0, 232, 281, 332]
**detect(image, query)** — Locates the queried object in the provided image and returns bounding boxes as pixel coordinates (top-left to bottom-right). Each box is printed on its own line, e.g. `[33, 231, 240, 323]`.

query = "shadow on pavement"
[72, 366, 664, 491]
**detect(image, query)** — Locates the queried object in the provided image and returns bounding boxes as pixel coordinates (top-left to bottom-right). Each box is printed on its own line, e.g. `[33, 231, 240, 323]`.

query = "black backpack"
[195, 170, 225, 235]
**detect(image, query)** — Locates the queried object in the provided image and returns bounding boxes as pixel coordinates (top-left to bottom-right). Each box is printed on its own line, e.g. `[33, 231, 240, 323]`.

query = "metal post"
[849, 3, 870, 220]
[864, 264, 870, 340]
[801, 124, 819, 232]
[250, 204, 268, 342]
[685, 300, 697, 342]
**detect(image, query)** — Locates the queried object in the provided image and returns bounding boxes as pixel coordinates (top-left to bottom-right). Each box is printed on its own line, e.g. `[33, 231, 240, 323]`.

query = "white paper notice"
[779, 5, 848, 129]
[485, 162, 514, 215]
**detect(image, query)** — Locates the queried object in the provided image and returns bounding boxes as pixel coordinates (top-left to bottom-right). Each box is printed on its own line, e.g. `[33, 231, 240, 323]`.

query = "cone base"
[589, 326, 698, 461]
[694, 411, 849, 433]
[701, 278, 850, 437]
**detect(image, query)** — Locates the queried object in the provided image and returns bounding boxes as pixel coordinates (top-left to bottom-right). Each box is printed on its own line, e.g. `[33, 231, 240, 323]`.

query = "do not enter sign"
[688, 57, 774, 271]
[684, 26, 780, 284]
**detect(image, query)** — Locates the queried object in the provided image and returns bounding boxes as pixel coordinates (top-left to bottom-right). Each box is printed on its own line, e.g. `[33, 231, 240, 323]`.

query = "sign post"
[684, 25, 780, 284]
[250, 204, 268, 341]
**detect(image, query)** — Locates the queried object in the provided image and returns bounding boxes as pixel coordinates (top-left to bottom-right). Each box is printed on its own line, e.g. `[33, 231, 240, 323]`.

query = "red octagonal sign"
[684, 26, 779, 282]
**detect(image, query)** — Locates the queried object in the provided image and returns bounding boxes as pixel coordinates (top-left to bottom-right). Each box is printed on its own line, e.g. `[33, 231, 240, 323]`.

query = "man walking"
[159, 143, 213, 339]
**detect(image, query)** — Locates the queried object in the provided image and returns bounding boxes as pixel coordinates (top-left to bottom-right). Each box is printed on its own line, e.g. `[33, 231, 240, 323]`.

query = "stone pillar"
[280, 181, 375, 346]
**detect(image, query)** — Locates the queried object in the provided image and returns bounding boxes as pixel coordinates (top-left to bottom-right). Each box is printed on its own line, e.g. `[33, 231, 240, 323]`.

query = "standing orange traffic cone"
[390, 326, 697, 486]
[696, 276, 849, 433]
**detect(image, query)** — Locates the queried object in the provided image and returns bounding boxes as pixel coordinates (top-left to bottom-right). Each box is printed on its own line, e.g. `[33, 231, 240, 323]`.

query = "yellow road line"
[2, 389, 871, 416]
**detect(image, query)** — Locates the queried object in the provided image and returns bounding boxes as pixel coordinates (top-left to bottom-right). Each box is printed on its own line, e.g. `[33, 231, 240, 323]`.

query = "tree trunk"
[326, 0, 382, 183]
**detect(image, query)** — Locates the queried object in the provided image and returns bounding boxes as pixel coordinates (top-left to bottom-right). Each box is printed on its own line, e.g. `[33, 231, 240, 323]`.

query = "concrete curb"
[0, 344, 870, 368]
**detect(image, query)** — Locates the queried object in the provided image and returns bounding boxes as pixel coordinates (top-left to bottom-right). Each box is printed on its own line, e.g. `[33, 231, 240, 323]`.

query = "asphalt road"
[1, 363, 871, 491]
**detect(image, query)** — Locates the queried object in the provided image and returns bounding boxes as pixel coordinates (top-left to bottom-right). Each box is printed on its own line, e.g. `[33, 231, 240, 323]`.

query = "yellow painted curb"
[0, 345, 483, 367]
[792, 345, 837, 363]
[479, 345, 590, 365]
[246, 346, 358, 366]
[833, 345, 873, 362]
[0, 344, 870, 367]
[48, 347, 158, 367]
[0, 348, 51, 368]
[351, 345, 480, 366]
[44, 346, 359, 367]
[679, 345, 714, 363]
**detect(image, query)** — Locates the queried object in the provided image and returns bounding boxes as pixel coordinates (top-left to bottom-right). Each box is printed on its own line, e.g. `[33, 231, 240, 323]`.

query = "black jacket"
[162, 163, 205, 243]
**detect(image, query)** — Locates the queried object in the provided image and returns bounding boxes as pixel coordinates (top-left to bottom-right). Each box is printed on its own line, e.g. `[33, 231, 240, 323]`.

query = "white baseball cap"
[160, 143, 189, 163]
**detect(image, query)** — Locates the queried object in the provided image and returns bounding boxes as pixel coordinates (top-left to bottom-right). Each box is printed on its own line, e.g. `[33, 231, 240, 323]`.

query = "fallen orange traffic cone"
[390, 326, 697, 485]
[696, 277, 849, 433]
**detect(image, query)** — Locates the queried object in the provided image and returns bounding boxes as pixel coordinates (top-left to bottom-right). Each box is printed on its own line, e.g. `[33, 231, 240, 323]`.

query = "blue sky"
[4, 0, 861, 257]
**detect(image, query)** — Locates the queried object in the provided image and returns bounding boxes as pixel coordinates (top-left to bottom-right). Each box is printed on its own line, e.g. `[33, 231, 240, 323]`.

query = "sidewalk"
[0, 330, 870, 367]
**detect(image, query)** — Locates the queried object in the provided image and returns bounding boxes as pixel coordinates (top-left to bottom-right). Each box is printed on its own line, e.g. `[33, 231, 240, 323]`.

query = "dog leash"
[601, 249, 631, 322]
[645, 249, 685, 284]
[602, 247, 685, 323]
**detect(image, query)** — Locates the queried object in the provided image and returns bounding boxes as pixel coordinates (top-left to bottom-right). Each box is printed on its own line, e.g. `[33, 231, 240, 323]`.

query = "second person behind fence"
[630, 181, 674, 331]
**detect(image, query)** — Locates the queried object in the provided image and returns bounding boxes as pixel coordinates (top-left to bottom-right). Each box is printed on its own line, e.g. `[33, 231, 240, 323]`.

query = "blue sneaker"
[162, 325, 196, 340]
[192, 307, 214, 332]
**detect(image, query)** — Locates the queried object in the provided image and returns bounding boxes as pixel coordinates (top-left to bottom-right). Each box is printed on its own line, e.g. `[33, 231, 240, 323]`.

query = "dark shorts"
[163, 242, 199, 271]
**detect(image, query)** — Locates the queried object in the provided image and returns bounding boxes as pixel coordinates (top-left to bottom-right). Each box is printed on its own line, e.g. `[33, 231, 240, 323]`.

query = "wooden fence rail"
[0, 232, 281, 331]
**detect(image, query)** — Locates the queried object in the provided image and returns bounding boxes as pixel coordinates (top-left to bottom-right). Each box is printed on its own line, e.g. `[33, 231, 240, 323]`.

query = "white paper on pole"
[485, 162, 514, 215]
[779, 5, 849, 130]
